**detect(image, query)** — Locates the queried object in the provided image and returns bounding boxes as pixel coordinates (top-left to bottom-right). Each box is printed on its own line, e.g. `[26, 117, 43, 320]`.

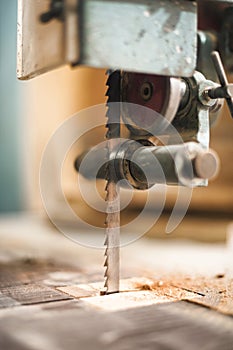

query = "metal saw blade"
[104, 71, 121, 294]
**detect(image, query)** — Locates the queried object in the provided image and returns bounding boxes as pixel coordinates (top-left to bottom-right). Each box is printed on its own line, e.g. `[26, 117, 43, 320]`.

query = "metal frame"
[17, 0, 197, 80]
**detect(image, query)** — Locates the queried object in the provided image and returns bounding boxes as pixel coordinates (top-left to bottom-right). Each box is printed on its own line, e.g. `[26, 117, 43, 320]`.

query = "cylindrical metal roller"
[75, 141, 219, 189]
[116, 141, 219, 189]
[194, 149, 219, 180]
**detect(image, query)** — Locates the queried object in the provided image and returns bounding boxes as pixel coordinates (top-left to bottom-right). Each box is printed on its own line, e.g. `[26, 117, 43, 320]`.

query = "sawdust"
[133, 280, 165, 292]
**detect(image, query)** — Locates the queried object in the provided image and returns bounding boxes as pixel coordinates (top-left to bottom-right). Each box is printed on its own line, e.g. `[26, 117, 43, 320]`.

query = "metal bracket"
[17, 0, 197, 80]
[17, 0, 80, 79]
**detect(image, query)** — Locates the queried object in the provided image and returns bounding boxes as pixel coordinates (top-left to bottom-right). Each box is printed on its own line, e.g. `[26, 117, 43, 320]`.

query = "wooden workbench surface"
[0, 213, 232, 349]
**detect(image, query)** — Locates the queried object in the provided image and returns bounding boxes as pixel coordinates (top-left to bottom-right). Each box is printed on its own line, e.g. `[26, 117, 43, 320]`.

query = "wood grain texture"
[0, 259, 77, 307]
[0, 301, 233, 350]
[0, 293, 20, 309]
[0, 217, 232, 349]
[0, 284, 71, 306]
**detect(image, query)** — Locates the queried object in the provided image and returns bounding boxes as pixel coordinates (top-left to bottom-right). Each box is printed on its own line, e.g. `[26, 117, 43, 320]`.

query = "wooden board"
[0, 299, 233, 350]
[0, 214, 233, 349]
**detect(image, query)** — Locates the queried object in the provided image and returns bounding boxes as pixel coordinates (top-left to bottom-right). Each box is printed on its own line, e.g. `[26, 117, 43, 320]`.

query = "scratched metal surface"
[17, 0, 66, 79]
[82, 0, 197, 77]
[18, 0, 197, 79]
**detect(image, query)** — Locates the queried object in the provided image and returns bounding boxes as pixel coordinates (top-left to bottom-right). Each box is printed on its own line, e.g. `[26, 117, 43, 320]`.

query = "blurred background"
[0, 0, 232, 242]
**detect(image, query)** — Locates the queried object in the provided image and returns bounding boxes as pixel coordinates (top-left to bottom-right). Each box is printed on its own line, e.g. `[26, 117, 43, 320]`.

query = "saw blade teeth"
[103, 70, 121, 295]
[104, 236, 108, 247]
[105, 191, 109, 202]
[105, 181, 109, 192]
[105, 89, 111, 98]
[104, 256, 108, 267]
[104, 254, 108, 266]
[104, 279, 108, 289]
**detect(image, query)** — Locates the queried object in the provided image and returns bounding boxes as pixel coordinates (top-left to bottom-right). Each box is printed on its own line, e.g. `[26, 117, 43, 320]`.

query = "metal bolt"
[40, 0, 64, 23]
[140, 82, 153, 101]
